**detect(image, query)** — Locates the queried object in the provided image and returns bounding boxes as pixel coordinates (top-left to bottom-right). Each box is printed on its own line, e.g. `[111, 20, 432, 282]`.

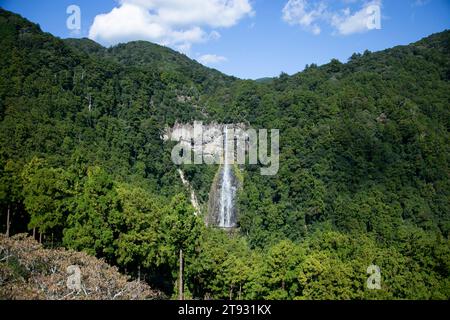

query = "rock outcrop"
[163, 122, 246, 228]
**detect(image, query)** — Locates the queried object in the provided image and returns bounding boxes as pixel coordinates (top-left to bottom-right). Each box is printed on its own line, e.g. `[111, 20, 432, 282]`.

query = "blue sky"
[1, 0, 449, 79]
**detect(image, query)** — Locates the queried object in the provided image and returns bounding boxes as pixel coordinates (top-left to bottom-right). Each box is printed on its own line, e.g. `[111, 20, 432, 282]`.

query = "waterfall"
[219, 125, 234, 228]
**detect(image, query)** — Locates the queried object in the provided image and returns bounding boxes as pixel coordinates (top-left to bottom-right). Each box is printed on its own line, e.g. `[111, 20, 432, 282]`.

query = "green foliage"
[0, 8, 448, 299]
[22, 157, 71, 236]
[63, 166, 117, 259]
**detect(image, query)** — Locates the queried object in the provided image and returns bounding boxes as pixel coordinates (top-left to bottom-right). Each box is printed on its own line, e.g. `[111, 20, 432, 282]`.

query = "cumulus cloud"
[282, 0, 326, 35]
[331, 1, 382, 35]
[282, 0, 382, 36]
[197, 54, 227, 66]
[89, 0, 253, 50]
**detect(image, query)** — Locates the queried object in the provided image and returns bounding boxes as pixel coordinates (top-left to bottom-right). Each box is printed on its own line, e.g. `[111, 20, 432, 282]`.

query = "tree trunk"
[32, 228, 36, 239]
[39, 232, 42, 244]
[179, 249, 183, 300]
[6, 205, 10, 237]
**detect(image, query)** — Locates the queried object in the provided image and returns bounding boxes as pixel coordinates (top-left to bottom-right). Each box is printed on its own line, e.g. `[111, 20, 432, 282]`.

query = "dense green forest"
[0, 8, 449, 299]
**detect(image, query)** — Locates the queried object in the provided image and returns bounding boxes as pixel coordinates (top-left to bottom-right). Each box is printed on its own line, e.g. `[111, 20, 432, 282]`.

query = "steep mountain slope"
[64, 38, 234, 94]
[0, 8, 449, 299]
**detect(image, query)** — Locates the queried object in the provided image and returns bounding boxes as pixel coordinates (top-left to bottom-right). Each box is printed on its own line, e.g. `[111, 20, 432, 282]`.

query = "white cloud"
[197, 54, 227, 66]
[89, 0, 253, 50]
[282, 0, 326, 35]
[331, 1, 382, 35]
[282, 0, 383, 36]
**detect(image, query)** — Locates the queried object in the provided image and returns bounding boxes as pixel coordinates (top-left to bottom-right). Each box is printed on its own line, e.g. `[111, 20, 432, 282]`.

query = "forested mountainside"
[0, 8, 449, 299]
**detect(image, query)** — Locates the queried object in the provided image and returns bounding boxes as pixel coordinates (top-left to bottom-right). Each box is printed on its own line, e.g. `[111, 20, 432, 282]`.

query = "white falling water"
[219, 125, 234, 228]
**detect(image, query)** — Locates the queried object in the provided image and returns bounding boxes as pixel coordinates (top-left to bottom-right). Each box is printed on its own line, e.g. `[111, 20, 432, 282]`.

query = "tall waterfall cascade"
[219, 126, 235, 228]
[162, 122, 245, 229]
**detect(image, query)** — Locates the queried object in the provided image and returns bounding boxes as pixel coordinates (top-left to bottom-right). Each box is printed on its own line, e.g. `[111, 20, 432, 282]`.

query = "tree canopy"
[0, 8, 449, 299]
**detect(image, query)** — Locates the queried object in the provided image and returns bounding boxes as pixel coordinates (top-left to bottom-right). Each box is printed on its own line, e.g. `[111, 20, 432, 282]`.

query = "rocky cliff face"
[163, 122, 246, 228]
[206, 164, 241, 228]
[162, 122, 247, 164]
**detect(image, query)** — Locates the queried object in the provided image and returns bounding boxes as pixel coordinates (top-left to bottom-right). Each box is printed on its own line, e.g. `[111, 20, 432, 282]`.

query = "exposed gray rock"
[163, 122, 246, 229]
